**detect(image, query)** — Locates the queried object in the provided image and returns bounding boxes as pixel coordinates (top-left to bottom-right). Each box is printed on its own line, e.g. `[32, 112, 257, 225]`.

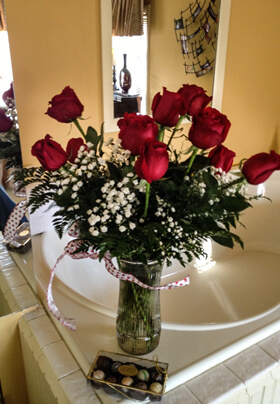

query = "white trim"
[212, 0, 232, 111]
[100, 0, 118, 133]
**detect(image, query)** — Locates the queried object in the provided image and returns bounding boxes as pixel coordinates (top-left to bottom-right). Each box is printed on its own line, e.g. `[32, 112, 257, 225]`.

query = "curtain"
[112, 0, 144, 36]
[0, 0, 7, 31]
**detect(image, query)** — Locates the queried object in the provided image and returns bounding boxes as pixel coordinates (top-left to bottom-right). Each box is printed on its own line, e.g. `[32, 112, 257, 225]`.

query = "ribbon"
[47, 238, 190, 331]
[3, 201, 191, 331]
[3, 199, 27, 243]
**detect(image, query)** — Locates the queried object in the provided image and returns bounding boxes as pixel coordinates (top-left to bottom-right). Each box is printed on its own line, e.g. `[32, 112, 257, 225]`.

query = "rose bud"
[189, 107, 231, 150]
[31, 134, 68, 171]
[209, 145, 236, 173]
[152, 87, 183, 127]
[118, 112, 158, 155]
[46, 86, 84, 123]
[2, 82, 15, 106]
[135, 140, 169, 184]
[242, 150, 280, 185]
[178, 84, 212, 116]
[0, 109, 13, 132]
[66, 137, 88, 163]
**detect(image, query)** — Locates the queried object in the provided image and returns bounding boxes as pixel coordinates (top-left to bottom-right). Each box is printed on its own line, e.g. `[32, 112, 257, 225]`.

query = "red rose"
[189, 107, 231, 150]
[66, 137, 88, 163]
[118, 112, 158, 155]
[178, 84, 212, 116]
[209, 145, 236, 173]
[152, 87, 183, 127]
[0, 109, 13, 132]
[242, 151, 280, 185]
[2, 82, 14, 106]
[46, 86, 84, 123]
[134, 140, 169, 184]
[31, 134, 68, 171]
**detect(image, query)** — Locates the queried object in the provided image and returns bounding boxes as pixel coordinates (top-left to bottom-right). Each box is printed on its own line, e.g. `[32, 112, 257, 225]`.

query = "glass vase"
[116, 259, 163, 355]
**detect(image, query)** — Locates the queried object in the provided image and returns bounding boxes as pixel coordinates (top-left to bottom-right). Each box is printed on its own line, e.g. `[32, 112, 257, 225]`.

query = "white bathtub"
[33, 171, 280, 393]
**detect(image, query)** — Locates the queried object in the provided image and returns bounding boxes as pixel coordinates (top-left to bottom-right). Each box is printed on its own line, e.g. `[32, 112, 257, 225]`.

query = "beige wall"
[222, 0, 280, 159]
[4, 0, 280, 165]
[0, 312, 29, 403]
[4, 0, 103, 167]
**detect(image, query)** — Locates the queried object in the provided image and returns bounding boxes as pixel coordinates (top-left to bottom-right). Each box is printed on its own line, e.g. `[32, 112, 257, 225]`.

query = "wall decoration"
[174, 0, 220, 77]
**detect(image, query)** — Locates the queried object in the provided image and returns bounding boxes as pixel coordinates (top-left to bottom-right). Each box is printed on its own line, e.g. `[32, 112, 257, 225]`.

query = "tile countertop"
[18, 308, 280, 403]
[30, 234, 280, 403]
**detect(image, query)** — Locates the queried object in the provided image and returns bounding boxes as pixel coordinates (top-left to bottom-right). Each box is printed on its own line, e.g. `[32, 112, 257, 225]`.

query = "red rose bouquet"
[16, 85, 280, 266]
[0, 82, 22, 168]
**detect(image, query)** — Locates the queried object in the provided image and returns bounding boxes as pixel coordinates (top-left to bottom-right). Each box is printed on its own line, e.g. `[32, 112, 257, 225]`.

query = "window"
[0, 31, 13, 107]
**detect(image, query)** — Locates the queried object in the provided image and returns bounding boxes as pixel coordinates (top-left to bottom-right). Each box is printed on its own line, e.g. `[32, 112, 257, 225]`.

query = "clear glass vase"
[116, 259, 163, 355]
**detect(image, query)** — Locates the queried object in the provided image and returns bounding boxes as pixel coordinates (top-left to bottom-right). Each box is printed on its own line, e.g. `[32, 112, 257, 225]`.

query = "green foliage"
[85, 123, 104, 156]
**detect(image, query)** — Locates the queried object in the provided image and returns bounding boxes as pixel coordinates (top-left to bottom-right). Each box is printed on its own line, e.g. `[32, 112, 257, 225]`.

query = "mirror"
[0, 8, 37, 316]
[101, 0, 232, 133]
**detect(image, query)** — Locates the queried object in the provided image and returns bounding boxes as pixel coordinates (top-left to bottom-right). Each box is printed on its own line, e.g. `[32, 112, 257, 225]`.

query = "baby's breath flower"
[105, 137, 114, 146]
[98, 157, 105, 165]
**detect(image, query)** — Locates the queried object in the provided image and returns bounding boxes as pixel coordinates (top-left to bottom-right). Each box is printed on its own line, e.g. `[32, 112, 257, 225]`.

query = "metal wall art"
[174, 0, 220, 77]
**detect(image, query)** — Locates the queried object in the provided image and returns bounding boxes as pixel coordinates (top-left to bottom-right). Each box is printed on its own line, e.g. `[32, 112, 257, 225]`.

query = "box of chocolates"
[87, 350, 168, 401]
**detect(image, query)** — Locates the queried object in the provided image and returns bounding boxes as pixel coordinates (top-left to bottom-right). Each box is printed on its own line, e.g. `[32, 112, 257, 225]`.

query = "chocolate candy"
[96, 355, 112, 369]
[121, 376, 134, 393]
[132, 382, 148, 400]
[118, 363, 138, 377]
[137, 369, 150, 382]
[121, 376, 134, 387]
[92, 369, 105, 380]
[106, 375, 117, 384]
[149, 366, 164, 383]
[103, 375, 118, 395]
[90, 369, 106, 390]
[150, 382, 163, 394]
[134, 381, 147, 390]
[111, 361, 122, 373]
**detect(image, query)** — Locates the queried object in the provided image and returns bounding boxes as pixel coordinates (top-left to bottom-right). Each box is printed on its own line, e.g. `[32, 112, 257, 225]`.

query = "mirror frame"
[101, 0, 232, 133]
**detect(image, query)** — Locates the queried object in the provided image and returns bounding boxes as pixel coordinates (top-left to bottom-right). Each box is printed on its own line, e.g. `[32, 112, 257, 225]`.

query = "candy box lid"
[87, 350, 169, 402]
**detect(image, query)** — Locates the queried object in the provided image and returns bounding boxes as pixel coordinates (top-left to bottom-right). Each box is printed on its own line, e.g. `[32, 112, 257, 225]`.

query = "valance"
[112, 0, 144, 36]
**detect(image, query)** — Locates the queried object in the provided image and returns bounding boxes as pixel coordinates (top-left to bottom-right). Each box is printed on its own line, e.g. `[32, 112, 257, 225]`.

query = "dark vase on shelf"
[119, 54, 132, 94]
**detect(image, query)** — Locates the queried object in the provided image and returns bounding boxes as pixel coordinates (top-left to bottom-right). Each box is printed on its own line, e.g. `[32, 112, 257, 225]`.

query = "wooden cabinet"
[113, 92, 141, 118]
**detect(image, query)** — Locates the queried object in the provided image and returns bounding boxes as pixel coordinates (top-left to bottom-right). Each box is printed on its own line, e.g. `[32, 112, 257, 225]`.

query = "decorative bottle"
[119, 54, 132, 94]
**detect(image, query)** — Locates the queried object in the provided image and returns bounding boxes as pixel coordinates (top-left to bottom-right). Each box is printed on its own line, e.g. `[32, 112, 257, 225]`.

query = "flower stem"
[186, 147, 199, 173]
[143, 182, 151, 218]
[221, 176, 247, 191]
[158, 125, 165, 142]
[167, 115, 187, 148]
[73, 119, 86, 138]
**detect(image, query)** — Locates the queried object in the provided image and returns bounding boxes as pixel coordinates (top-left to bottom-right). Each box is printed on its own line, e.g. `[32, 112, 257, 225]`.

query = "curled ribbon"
[3, 202, 190, 331]
[47, 239, 190, 331]
[3, 199, 27, 242]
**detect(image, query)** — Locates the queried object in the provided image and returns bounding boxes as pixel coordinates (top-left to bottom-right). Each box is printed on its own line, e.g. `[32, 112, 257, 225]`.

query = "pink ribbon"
[47, 239, 190, 331]
[3, 202, 190, 331]
[3, 199, 27, 242]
